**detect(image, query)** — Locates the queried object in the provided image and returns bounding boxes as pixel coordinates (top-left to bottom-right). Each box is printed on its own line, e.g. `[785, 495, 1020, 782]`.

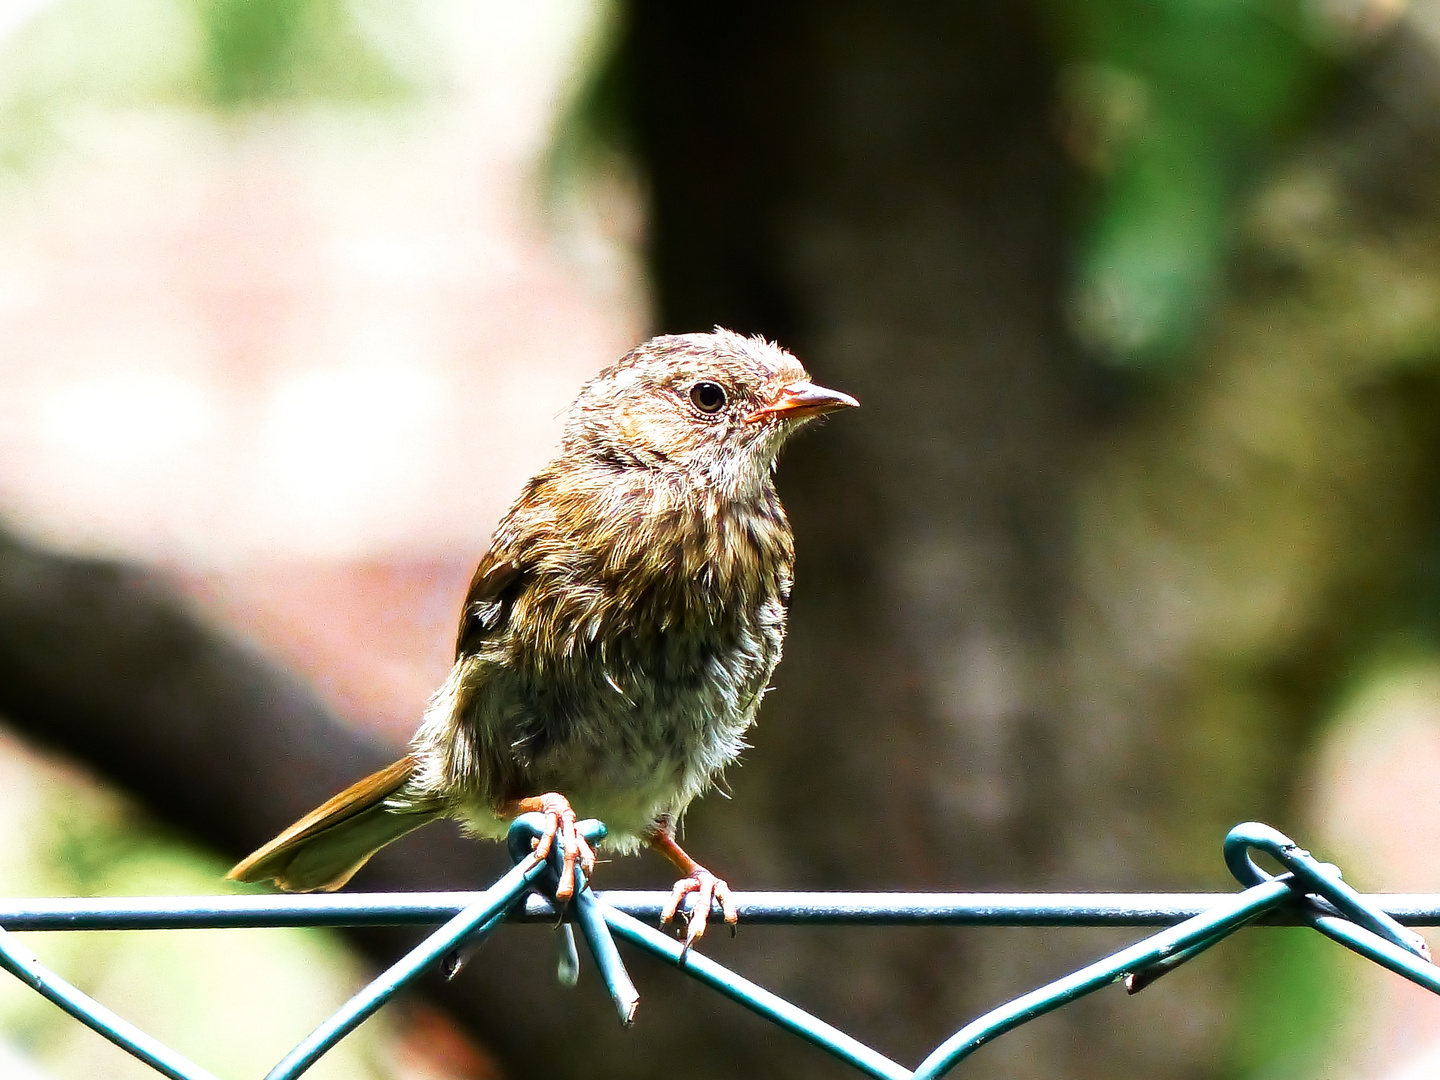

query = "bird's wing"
[454, 554, 525, 659]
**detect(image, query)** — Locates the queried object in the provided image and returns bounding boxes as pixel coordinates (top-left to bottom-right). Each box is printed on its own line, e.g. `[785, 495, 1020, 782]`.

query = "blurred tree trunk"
[615, 3, 1141, 1078]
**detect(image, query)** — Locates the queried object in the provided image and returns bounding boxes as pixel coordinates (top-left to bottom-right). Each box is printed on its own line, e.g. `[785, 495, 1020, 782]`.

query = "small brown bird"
[229, 329, 857, 945]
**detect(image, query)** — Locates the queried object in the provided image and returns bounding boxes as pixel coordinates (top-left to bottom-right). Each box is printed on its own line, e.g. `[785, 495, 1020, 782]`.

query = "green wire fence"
[0, 818, 1436, 1080]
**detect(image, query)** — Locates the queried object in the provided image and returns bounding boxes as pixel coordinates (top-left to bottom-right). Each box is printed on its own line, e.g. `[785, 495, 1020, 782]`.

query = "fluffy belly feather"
[450, 613, 778, 850]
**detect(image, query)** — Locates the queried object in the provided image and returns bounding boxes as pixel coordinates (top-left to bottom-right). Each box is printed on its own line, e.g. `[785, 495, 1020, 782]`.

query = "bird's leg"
[502, 792, 596, 902]
[648, 827, 737, 951]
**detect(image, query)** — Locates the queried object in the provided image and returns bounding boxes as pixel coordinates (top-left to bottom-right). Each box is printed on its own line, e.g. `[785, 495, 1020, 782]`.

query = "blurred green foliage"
[1231, 929, 1348, 1080]
[541, 0, 627, 209]
[0, 736, 394, 1079]
[1053, 0, 1336, 368]
[0, 0, 412, 172]
[192, 0, 405, 106]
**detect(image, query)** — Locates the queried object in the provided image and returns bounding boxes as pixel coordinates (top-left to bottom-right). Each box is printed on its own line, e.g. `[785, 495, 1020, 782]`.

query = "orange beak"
[746, 380, 860, 423]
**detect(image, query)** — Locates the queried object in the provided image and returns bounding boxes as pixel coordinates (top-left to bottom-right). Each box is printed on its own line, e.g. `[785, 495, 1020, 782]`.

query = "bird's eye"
[689, 381, 727, 414]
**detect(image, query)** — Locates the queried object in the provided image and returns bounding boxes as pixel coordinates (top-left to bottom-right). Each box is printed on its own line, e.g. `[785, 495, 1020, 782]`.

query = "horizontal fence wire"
[6, 892, 1440, 930]
[1, 819, 1437, 1080]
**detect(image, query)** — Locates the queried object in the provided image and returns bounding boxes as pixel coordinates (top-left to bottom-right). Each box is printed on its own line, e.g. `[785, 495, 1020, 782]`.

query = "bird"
[228, 328, 858, 946]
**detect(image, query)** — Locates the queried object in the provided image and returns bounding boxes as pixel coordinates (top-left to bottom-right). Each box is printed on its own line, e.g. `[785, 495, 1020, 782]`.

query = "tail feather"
[228, 755, 437, 892]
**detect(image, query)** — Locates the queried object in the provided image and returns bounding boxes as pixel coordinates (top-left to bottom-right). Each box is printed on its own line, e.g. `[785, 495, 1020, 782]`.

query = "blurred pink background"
[0, 0, 644, 746]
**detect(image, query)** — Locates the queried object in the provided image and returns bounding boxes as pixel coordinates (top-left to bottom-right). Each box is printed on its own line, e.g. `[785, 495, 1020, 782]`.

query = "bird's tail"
[227, 755, 437, 892]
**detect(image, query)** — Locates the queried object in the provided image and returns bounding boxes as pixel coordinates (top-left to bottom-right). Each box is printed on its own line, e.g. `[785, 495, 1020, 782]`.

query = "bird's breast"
[480, 484, 793, 839]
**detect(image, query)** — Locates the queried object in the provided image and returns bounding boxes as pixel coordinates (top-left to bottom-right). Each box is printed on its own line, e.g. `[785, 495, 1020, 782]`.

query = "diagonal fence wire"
[0, 820, 1436, 1080]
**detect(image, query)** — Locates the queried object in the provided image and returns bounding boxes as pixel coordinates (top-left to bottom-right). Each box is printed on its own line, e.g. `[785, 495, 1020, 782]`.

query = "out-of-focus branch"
[0, 529, 394, 852]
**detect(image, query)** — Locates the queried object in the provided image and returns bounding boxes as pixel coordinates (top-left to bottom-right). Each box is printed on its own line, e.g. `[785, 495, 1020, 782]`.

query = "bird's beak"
[746, 380, 860, 423]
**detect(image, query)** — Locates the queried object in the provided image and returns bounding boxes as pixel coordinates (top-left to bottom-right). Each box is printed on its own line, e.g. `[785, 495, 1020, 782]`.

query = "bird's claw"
[661, 868, 737, 955]
[527, 792, 596, 902]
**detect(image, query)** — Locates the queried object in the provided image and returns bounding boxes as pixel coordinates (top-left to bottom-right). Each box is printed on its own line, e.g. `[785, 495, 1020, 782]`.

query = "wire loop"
[1224, 822, 1431, 961]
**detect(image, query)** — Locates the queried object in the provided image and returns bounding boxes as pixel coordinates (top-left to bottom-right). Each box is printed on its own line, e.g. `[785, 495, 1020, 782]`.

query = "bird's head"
[561, 329, 858, 497]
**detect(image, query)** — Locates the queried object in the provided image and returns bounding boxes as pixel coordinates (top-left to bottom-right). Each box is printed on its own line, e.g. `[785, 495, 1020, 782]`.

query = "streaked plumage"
[230, 329, 857, 944]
